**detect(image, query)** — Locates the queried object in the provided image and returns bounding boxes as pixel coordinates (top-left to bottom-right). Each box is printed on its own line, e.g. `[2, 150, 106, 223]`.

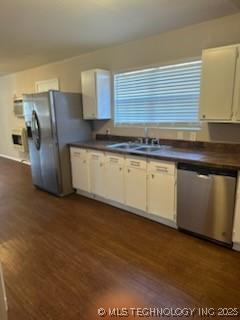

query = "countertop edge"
[69, 142, 240, 171]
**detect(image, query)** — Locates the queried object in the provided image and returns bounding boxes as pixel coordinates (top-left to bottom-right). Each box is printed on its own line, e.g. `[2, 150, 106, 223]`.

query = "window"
[114, 60, 202, 128]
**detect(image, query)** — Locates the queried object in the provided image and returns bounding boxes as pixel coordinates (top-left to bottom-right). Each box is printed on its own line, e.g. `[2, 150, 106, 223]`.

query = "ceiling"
[0, 0, 240, 75]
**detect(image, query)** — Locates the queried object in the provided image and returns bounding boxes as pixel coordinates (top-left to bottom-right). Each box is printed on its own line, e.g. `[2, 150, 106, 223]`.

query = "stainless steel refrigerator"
[23, 91, 92, 196]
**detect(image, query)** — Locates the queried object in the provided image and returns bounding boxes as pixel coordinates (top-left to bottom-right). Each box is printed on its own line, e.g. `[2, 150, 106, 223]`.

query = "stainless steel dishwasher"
[177, 163, 237, 246]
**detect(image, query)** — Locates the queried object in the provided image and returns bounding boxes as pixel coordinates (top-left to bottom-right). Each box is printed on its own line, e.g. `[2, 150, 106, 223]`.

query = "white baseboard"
[76, 189, 177, 229]
[0, 154, 30, 165]
[233, 242, 240, 252]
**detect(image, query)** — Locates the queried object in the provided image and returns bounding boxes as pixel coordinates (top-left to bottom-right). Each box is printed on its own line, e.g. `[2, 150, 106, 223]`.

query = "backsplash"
[93, 120, 240, 144]
[95, 134, 240, 152]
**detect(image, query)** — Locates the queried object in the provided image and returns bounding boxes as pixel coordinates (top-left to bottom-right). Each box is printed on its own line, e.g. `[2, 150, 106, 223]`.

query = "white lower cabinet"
[70, 147, 240, 249]
[89, 151, 105, 197]
[125, 156, 147, 211]
[70, 148, 176, 228]
[147, 160, 176, 222]
[233, 173, 240, 250]
[105, 153, 125, 204]
[70, 147, 89, 192]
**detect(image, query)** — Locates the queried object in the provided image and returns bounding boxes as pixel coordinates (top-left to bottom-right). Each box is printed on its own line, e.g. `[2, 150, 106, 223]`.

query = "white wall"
[1, 13, 240, 159]
[0, 75, 26, 160]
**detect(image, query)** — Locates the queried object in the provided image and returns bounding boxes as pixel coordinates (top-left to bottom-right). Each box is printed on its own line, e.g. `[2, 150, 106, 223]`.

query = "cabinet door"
[105, 162, 124, 204]
[125, 167, 146, 211]
[233, 174, 240, 245]
[81, 70, 97, 119]
[95, 70, 111, 119]
[89, 152, 105, 197]
[233, 46, 240, 120]
[200, 46, 237, 121]
[70, 148, 89, 192]
[148, 172, 175, 221]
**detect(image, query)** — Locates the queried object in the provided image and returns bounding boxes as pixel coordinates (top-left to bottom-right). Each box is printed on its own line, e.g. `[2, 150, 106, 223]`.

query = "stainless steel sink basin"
[107, 142, 171, 152]
[135, 146, 162, 152]
[107, 142, 141, 149]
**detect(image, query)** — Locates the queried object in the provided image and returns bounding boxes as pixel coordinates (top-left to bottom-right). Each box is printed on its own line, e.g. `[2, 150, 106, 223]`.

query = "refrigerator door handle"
[31, 110, 41, 150]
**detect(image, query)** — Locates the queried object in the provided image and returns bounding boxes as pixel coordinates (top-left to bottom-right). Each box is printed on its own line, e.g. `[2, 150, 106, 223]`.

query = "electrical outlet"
[177, 131, 183, 140]
[106, 128, 110, 135]
[190, 132, 197, 141]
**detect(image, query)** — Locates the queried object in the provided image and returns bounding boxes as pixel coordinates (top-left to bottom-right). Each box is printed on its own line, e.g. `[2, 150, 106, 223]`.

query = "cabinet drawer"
[105, 153, 124, 165]
[126, 156, 146, 170]
[89, 151, 105, 161]
[70, 147, 88, 159]
[148, 160, 175, 175]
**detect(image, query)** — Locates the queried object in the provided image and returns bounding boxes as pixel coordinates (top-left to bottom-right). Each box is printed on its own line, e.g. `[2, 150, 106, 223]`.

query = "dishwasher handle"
[197, 173, 211, 179]
[178, 163, 237, 178]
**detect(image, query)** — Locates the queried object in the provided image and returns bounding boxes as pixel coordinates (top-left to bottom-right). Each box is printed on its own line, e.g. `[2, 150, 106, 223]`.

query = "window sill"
[114, 123, 201, 131]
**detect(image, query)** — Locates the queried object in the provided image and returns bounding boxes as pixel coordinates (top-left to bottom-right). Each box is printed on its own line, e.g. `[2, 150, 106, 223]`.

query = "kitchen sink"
[135, 146, 162, 152]
[107, 142, 170, 152]
[107, 142, 141, 149]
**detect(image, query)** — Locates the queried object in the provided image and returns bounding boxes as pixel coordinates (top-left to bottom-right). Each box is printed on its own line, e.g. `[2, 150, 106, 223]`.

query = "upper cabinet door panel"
[234, 46, 240, 121]
[81, 69, 111, 120]
[200, 46, 238, 121]
[96, 70, 111, 119]
[81, 70, 97, 119]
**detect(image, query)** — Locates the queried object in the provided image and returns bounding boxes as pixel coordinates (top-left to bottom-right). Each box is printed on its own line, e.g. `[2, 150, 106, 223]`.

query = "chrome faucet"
[136, 137, 144, 144]
[144, 127, 149, 144]
[151, 138, 160, 145]
[144, 127, 149, 138]
[144, 137, 149, 145]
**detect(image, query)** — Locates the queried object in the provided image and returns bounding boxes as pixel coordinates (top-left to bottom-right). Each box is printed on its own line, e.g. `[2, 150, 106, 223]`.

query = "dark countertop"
[70, 140, 240, 171]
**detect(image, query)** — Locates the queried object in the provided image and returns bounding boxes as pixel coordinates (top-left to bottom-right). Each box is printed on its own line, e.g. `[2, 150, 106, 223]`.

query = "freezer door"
[177, 169, 236, 244]
[32, 93, 61, 194]
[23, 95, 43, 187]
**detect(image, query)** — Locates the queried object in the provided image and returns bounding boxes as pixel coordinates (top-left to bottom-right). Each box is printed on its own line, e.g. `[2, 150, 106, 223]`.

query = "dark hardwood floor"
[0, 157, 240, 319]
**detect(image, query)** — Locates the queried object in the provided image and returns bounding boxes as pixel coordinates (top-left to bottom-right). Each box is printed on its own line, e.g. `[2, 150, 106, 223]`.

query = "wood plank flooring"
[0, 157, 240, 319]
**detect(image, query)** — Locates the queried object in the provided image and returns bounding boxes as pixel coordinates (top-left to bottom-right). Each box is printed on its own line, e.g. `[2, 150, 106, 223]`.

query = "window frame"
[113, 57, 202, 131]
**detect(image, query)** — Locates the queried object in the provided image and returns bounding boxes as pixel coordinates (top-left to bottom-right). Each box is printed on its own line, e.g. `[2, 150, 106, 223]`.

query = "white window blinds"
[114, 60, 202, 126]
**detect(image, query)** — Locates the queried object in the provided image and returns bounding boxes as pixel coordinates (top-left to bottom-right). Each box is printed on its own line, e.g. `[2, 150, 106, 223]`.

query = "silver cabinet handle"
[130, 161, 140, 167]
[155, 166, 168, 171]
[156, 169, 168, 173]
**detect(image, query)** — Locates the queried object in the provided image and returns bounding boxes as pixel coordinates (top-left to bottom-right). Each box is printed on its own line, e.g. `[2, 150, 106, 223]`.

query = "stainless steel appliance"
[177, 163, 237, 245]
[23, 91, 92, 196]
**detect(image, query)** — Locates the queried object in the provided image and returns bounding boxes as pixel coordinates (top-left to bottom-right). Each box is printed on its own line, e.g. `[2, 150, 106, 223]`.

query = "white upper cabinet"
[105, 153, 125, 204]
[147, 160, 176, 222]
[81, 69, 111, 120]
[200, 45, 239, 121]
